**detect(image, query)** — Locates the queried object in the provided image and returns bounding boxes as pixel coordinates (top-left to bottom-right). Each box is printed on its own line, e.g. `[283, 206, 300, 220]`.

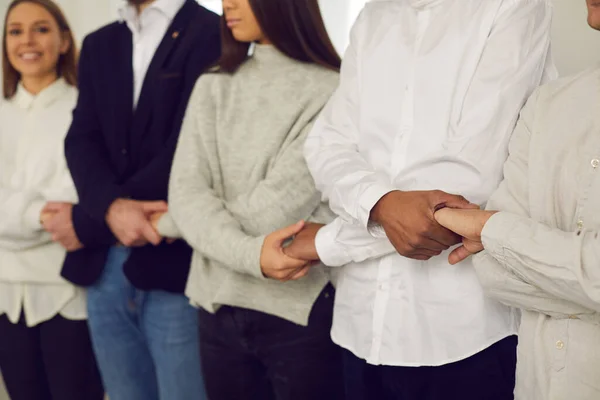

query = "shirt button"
[577, 220, 584, 230]
[592, 159, 599, 169]
[555, 340, 564, 350]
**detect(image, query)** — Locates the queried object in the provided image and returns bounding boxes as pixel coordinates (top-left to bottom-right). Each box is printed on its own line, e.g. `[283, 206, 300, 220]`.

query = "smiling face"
[4, 1, 70, 85]
[222, 0, 269, 44]
[588, 0, 600, 30]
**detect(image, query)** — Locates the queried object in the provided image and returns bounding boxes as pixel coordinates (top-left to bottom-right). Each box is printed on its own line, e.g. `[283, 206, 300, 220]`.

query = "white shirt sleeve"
[308, 1, 554, 268]
[304, 10, 396, 229]
[477, 90, 600, 315]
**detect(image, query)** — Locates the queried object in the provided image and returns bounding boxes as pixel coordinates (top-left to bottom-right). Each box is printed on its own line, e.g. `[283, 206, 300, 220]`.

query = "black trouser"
[198, 284, 344, 400]
[0, 314, 104, 400]
[343, 335, 517, 400]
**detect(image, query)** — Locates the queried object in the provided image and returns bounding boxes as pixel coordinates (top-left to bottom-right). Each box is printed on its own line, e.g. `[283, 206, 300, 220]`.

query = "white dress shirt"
[476, 67, 600, 400]
[120, 0, 186, 108]
[0, 79, 86, 327]
[306, 0, 556, 366]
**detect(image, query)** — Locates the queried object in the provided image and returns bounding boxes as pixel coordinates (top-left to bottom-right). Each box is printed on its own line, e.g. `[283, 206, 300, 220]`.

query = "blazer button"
[121, 148, 128, 156]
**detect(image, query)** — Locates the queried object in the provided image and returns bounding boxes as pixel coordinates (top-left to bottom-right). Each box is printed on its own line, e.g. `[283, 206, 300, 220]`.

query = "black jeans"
[0, 314, 104, 400]
[198, 284, 344, 400]
[343, 335, 517, 400]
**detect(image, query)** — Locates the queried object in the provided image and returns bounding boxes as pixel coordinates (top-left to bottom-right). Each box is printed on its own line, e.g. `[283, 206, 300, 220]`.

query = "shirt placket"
[368, 11, 430, 365]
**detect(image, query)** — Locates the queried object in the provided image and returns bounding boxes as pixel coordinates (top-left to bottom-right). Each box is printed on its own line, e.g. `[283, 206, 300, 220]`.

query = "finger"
[272, 221, 305, 246]
[42, 202, 70, 213]
[141, 201, 169, 214]
[282, 242, 310, 260]
[141, 223, 162, 246]
[412, 236, 448, 252]
[448, 246, 474, 265]
[282, 254, 309, 271]
[410, 254, 433, 261]
[431, 192, 470, 210]
[289, 265, 311, 281]
[427, 224, 461, 248]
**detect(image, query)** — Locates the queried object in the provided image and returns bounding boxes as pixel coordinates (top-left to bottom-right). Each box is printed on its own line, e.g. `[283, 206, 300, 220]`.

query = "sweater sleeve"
[0, 186, 50, 250]
[168, 77, 266, 280]
[223, 94, 331, 236]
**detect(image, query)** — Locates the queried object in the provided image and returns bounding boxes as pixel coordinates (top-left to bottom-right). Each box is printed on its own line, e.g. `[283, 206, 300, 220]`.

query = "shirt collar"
[119, 0, 186, 29]
[13, 78, 69, 110]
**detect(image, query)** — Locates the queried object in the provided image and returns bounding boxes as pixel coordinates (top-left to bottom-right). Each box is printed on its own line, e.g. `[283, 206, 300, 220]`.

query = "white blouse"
[0, 79, 86, 327]
[477, 67, 600, 399]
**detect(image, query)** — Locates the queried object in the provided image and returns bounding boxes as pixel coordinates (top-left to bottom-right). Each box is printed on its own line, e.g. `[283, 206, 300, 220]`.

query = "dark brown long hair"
[219, 0, 341, 73]
[2, 0, 77, 99]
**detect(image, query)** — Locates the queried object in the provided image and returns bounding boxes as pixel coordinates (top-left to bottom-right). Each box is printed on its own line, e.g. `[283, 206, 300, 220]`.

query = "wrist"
[370, 190, 402, 224]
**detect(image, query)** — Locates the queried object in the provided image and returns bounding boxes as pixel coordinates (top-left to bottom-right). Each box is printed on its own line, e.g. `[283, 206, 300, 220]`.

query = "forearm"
[474, 251, 597, 318]
[482, 212, 600, 313]
[315, 217, 396, 267]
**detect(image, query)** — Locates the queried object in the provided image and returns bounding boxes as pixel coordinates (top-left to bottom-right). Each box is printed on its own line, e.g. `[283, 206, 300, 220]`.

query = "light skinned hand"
[261, 221, 311, 281]
[370, 190, 479, 261]
[106, 199, 167, 247]
[41, 202, 83, 252]
[434, 208, 497, 265]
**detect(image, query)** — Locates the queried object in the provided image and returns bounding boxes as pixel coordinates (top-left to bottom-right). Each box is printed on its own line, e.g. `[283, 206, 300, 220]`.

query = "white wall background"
[0, 0, 598, 399]
[1, 0, 599, 75]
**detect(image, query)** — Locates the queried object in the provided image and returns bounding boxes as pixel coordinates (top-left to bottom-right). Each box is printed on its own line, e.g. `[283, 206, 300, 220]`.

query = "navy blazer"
[63, 1, 221, 292]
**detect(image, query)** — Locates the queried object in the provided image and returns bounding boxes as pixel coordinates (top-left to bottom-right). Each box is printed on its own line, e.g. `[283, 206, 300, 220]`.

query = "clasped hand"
[41, 202, 82, 252]
[106, 199, 171, 247]
[433, 207, 497, 265]
[260, 221, 323, 282]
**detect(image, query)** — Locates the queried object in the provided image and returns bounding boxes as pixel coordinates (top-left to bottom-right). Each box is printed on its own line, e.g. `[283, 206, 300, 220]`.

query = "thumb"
[448, 245, 473, 265]
[271, 221, 305, 247]
[43, 202, 70, 213]
[141, 201, 168, 214]
[141, 221, 162, 246]
[443, 194, 479, 210]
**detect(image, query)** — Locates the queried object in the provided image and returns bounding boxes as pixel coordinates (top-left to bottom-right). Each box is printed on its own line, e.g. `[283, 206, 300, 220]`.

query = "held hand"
[106, 199, 167, 247]
[261, 221, 311, 281]
[370, 190, 479, 261]
[283, 223, 324, 261]
[41, 202, 83, 252]
[434, 208, 497, 264]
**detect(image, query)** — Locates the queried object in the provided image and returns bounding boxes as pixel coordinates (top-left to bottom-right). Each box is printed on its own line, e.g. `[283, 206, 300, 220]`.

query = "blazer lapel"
[131, 0, 197, 134]
[113, 23, 134, 143]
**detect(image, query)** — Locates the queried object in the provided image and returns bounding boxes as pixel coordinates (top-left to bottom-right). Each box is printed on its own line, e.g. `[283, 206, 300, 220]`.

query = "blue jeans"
[87, 247, 205, 400]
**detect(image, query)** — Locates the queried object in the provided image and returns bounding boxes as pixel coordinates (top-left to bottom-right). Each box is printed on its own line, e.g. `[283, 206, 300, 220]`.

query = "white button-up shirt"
[119, 0, 186, 108]
[476, 67, 600, 400]
[306, 0, 556, 366]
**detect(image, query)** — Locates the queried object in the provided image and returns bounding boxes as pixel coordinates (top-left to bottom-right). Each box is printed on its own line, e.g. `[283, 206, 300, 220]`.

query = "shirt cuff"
[481, 212, 523, 263]
[25, 199, 46, 232]
[315, 222, 350, 267]
[357, 183, 395, 229]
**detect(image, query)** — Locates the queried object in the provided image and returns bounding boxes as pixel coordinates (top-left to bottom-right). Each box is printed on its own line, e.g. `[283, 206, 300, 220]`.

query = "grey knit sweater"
[166, 45, 338, 326]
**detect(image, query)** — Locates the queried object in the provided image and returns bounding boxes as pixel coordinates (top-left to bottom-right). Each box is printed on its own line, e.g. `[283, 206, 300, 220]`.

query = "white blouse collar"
[14, 78, 70, 110]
